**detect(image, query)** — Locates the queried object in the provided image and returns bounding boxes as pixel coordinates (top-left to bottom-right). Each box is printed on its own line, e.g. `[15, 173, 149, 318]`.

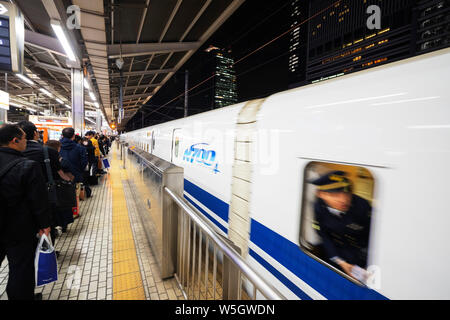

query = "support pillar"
[0, 74, 8, 125]
[0, 109, 6, 125]
[71, 68, 84, 135]
[96, 109, 102, 133]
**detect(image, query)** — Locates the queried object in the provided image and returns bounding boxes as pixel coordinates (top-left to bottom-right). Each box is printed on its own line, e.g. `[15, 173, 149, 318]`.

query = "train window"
[299, 162, 374, 285]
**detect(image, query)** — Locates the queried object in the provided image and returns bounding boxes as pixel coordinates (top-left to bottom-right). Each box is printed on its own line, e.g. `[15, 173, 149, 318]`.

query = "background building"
[212, 49, 238, 109]
[289, 0, 450, 88]
[195, 47, 238, 110]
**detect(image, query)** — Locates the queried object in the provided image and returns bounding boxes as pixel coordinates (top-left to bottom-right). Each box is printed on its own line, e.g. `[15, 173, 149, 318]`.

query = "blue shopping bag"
[102, 158, 110, 169]
[35, 234, 58, 287]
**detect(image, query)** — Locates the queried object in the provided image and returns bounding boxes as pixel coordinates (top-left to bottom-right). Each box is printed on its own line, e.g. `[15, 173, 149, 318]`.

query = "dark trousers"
[0, 238, 37, 300]
[92, 157, 99, 175]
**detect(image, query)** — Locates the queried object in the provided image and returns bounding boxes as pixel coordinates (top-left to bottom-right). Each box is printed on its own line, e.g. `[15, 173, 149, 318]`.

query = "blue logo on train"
[183, 143, 220, 174]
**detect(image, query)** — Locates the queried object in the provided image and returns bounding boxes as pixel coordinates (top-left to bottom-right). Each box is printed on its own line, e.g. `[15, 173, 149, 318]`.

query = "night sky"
[129, 0, 292, 129]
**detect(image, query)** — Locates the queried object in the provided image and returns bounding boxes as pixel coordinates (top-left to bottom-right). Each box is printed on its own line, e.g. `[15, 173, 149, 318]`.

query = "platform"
[0, 146, 184, 300]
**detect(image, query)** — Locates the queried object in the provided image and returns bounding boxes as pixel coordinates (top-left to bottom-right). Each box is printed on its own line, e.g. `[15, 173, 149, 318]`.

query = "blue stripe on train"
[184, 179, 229, 222]
[183, 193, 228, 234]
[249, 249, 312, 300]
[250, 219, 387, 300]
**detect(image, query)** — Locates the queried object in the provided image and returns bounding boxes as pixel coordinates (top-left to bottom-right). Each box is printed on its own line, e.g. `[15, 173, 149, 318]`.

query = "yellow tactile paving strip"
[111, 149, 146, 300]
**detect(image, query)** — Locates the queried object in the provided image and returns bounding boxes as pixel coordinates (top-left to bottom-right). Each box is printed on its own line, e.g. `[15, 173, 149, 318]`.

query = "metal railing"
[165, 187, 286, 300]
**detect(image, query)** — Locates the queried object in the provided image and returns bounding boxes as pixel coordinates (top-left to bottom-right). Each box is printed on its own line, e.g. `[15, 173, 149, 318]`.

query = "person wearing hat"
[311, 170, 371, 280]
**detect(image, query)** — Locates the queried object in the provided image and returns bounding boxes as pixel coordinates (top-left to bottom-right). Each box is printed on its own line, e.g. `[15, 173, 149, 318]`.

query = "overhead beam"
[25, 59, 71, 75]
[110, 69, 175, 77]
[8, 88, 36, 95]
[122, 83, 160, 91]
[124, 0, 245, 126]
[24, 30, 66, 57]
[107, 42, 201, 59]
[122, 93, 153, 101]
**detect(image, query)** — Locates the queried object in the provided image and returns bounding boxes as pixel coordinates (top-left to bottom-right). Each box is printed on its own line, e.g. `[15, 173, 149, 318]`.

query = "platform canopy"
[7, 0, 245, 130]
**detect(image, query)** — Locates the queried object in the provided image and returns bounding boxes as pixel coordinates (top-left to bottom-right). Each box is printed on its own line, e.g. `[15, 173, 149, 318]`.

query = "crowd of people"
[0, 122, 114, 300]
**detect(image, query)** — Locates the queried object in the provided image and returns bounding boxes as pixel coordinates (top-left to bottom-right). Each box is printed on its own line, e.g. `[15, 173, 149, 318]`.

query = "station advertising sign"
[0, 89, 9, 110]
[0, 1, 24, 73]
[85, 110, 98, 117]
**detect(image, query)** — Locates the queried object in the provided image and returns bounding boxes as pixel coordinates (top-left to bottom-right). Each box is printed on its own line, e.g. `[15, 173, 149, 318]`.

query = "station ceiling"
[7, 0, 245, 131]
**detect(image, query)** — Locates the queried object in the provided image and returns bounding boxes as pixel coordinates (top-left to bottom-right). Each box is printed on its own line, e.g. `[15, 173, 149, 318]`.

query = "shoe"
[62, 226, 67, 233]
[55, 251, 60, 258]
[34, 293, 42, 300]
[55, 226, 63, 237]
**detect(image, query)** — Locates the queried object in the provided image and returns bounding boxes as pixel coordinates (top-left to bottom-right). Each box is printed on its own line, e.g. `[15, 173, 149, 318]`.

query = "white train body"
[122, 49, 450, 300]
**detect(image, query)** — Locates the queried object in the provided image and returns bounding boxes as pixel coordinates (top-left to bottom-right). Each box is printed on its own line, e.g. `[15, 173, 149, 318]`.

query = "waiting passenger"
[59, 128, 88, 184]
[0, 124, 51, 300]
[85, 131, 104, 175]
[60, 128, 88, 218]
[311, 171, 371, 281]
[18, 121, 72, 242]
[45, 140, 75, 233]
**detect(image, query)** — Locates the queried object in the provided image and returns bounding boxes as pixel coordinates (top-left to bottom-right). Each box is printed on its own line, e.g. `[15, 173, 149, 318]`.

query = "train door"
[171, 128, 182, 163]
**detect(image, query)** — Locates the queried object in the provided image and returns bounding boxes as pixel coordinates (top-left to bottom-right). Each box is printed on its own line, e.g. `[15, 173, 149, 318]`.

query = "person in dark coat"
[82, 134, 96, 173]
[45, 140, 75, 233]
[98, 135, 106, 157]
[311, 171, 371, 280]
[59, 128, 88, 184]
[79, 137, 92, 198]
[17, 121, 71, 183]
[18, 121, 72, 243]
[0, 124, 51, 300]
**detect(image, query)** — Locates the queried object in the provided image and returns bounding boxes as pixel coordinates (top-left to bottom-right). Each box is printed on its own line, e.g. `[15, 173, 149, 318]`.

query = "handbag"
[43, 146, 58, 205]
[55, 180, 77, 208]
[102, 158, 110, 169]
[43, 147, 77, 209]
[88, 165, 98, 185]
[35, 234, 58, 287]
[79, 184, 85, 201]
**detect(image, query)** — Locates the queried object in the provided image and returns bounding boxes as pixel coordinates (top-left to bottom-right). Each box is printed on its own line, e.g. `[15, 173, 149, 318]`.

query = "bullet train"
[122, 48, 450, 300]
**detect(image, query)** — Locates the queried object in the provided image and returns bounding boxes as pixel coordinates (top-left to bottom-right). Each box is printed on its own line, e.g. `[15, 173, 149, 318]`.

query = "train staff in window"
[311, 171, 371, 281]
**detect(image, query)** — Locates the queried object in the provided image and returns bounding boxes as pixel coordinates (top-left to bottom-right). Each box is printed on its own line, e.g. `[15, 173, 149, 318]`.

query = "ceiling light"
[56, 98, 63, 104]
[10, 102, 23, 108]
[94, 102, 99, 109]
[89, 91, 97, 101]
[50, 20, 76, 62]
[84, 78, 90, 90]
[39, 88, 53, 97]
[65, 104, 71, 109]
[27, 108, 36, 113]
[16, 74, 34, 85]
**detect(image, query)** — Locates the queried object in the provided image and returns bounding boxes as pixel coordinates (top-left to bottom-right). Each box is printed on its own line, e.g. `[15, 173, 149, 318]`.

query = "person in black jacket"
[17, 121, 71, 183]
[79, 137, 92, 198]
[82, 135, 96, 173]
[311, 171, 371, 280]
[98, 134, 106, 157]
[18, 121, 71, 243]
[45, 140, 75, 233]
[0, 124, 51, 300]
[59, 128, 88, 184]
